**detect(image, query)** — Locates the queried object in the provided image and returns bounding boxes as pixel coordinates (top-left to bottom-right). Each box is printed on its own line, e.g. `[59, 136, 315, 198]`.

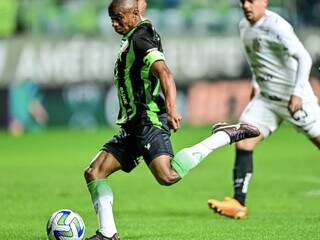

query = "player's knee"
[311, 136, 320, 149]
[157, 177, 174, 186]
[84, 163, 114, 182]
[84, 165, 106, 182]
[156, 173, 177, 186]
[84, 167, 96, 182]
[236, 139, 256, 150]
[313, 140, 320, 149]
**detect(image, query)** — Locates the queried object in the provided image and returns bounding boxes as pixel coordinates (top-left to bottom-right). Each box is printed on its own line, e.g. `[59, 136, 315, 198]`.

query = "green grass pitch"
[0, 124, 319, 239]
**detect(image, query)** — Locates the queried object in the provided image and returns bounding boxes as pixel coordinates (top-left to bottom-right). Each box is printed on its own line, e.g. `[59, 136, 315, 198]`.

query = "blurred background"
[0, 0, 320, 134]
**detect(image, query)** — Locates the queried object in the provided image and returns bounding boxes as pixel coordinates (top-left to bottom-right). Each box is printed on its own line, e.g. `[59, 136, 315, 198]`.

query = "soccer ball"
[47, 209, 85, 240]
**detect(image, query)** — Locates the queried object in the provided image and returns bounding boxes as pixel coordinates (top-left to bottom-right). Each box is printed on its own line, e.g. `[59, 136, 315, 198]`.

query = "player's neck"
[123, 22, 141, 36]
[250, 11, 266, 26]
[140, 15, 147, 21]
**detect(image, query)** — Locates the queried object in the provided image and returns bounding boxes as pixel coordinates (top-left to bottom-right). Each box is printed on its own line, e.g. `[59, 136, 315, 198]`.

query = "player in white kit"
[208, 0, 320, 219]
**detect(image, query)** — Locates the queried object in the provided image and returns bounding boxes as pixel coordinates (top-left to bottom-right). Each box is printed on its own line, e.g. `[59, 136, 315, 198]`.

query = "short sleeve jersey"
[114, 20, 167, 126]
[239, 10, 316, 101]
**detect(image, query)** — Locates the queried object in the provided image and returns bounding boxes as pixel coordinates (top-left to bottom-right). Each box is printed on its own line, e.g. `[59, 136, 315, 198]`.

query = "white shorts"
[240, 94, 320, 138]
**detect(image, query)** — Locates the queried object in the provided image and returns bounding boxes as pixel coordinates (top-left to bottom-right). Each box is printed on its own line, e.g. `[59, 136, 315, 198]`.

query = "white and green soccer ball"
[47, 209, 85, 240]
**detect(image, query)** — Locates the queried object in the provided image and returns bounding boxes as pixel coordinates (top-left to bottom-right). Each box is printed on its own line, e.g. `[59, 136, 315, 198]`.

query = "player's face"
[109, 6, 139, 35]
[240, 0, 268, 24]
[137, 0, 147, 16]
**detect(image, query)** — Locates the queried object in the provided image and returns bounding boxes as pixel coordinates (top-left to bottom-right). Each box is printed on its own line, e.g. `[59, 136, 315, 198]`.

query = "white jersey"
[239, 10, 316, 102]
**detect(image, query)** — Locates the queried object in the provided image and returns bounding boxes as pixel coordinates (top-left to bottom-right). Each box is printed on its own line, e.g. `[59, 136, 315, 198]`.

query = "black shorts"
[101, 114, 174, 173]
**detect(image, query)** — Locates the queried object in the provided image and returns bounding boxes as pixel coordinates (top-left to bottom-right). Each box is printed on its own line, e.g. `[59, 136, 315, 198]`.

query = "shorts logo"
[292, 109, 308, 122]
[144, 143, 151, 150]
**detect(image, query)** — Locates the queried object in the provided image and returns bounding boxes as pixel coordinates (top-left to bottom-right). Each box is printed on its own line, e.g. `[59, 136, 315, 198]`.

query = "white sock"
[171, 131, 230, 177]
[96, 196, 117, 238]
[88, 179, 117, 238]
[188, 131, 230, 158]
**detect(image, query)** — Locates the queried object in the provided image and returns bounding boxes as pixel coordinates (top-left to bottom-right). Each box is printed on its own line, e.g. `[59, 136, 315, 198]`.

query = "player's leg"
[232, 135, 263, 206]
[310, 135, 320, 149]
[84, 151, 121, 240]
[283, 99, 320, 150]
[148, 154, 181, 186]
[85, 151, 122, 182]
[303, 100, 320, 150]
[148, 128, 238, 185]
[208, 96, 280, 218]
[145, 122, 259, 185]
[138, 110, 260, 184]
[171, 123, 260, 178]
[136, 117, 181, 185]
[85, 129, 139, 240]
[141, 116, 230, 185]
[148, 122, 260, 185]
[207, 136, 262, 219]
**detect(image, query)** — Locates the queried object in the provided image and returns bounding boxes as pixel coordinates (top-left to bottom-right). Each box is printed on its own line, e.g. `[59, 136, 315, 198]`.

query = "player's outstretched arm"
[285, 36, 311, 113]
[277, 25, 312, 99]
[151, 60, 182, 131]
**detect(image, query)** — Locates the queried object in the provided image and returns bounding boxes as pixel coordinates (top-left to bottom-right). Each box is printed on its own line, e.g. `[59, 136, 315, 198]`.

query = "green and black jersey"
[114, 20, 166, 127]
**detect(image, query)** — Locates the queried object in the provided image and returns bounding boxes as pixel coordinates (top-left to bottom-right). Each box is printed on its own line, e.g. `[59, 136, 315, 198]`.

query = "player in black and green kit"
[84, 0, 260, 239]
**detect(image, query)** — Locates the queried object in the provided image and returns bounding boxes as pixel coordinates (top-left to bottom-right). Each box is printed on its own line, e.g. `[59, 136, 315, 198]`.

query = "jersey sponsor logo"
[119, 87, 129, 105]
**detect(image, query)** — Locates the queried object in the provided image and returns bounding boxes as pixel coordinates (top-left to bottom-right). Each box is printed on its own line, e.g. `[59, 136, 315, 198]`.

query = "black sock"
[233, 149, 253, 206]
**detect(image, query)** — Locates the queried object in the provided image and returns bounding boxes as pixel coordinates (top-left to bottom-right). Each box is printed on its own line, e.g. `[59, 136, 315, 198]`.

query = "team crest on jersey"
[252, 38, 262, 52]
[117, 39, 129, 59]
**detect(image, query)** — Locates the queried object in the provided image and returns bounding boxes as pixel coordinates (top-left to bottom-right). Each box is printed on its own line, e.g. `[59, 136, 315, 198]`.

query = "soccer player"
[208, 0, 320, 219]
[84, 0, 259, 239]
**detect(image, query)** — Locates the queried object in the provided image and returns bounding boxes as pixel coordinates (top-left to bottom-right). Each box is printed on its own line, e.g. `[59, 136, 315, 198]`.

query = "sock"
[171, 131, 230, 177]
[233, 149, 253, 206]
[87, 179, 117, 238]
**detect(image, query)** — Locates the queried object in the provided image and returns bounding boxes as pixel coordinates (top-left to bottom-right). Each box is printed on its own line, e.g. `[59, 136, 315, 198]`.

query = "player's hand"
[288, 95, 302, 114]
[167, 111, 182, 132]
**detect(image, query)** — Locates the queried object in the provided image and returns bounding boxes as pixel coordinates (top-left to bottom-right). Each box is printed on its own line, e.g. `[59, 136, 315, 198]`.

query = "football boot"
[208, 196, 248, 219]
[212, 122, 260, 143]
[85, 231, 120, 240]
